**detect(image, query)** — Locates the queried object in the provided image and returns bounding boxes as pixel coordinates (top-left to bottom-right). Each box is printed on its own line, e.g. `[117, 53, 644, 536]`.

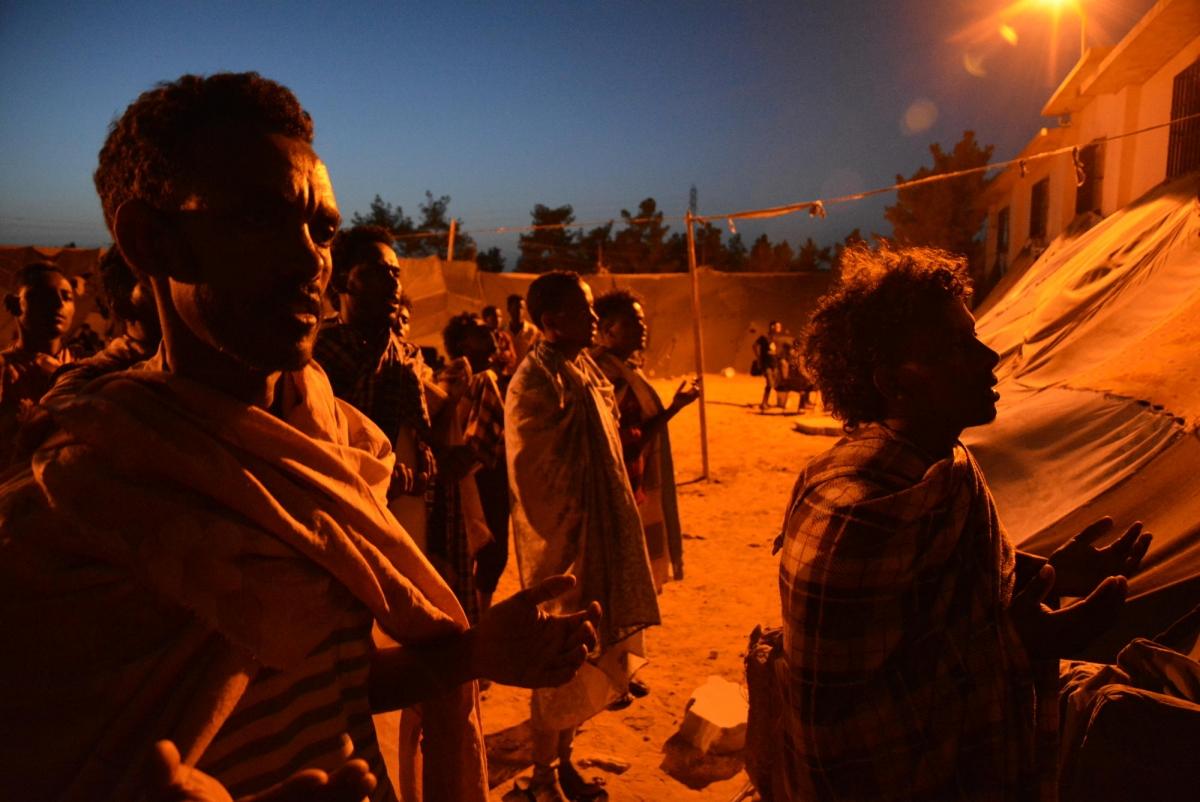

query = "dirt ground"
[480, 373, 840, 801]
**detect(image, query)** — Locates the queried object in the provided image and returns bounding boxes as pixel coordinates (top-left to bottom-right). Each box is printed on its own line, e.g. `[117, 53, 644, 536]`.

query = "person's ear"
[70, 276, 87, 297]
[875, 362, 924, 412]
[3, 293, 20, 317]
[113, 199, 193, 284]
[538, 309, 558, 336]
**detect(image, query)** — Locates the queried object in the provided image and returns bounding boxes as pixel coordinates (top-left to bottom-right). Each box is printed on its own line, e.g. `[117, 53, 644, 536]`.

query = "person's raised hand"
[469, 573, 602, 689]
[387, 461, 417, 500]
[1009, 564, 1127, 659]
[149, 740, 376, 802]
[1048, 518, 1151, 597]
[671, 377, 701, 411]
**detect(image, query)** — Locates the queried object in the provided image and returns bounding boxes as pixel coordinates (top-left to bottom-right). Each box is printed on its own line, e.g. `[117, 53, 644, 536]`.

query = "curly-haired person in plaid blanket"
[777, 244, 1151, 802]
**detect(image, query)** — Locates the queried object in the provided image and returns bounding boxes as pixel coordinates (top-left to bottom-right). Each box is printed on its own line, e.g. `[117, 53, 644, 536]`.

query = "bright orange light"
[999, 24, 1019, 45]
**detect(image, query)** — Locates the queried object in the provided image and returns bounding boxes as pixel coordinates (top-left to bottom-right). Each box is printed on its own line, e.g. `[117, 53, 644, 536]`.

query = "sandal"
[513, 773, 569, 802]
[605, 692, 633, 711]
[628, 678, 650, 698]
[557, 761, 608, 801]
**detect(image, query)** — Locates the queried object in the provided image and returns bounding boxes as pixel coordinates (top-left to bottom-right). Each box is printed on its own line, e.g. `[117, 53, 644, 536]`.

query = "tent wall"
[965, 172, 1200, 657]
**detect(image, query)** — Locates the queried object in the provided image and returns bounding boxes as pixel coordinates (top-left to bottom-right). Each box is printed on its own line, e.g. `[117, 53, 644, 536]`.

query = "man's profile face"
[898, 298, 1000, 432]
[343, 241, 403, 332]
[15, 270, 75, 341]
[482, 309, 499, 330]
[507, 297, 525, 322]
[601, 301, 647, 355]
[167, 130, 339, 372]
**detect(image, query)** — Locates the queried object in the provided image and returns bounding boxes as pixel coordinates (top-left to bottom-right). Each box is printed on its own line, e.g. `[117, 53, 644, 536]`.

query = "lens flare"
[901, 99, 939, 135]
[963, 52, 988, 77]
[999, 23, 1019, 45]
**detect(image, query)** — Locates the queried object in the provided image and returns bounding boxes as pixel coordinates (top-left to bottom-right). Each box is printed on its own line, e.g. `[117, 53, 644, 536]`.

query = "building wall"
[1124, 38, 1200, 204]
[983, 36, 1200, 278]
[985, 144, 1066, 274]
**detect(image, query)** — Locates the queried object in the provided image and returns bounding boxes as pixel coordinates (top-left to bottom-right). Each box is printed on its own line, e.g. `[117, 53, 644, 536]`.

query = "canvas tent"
[965, 171, 1200, 657]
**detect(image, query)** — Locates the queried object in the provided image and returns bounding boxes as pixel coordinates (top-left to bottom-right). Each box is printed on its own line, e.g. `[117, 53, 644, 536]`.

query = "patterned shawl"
[589, 347, 684, 587]
[505, 342, 660, 648]
[0, 362, 486, 802]
[778, 424, 1056, 801]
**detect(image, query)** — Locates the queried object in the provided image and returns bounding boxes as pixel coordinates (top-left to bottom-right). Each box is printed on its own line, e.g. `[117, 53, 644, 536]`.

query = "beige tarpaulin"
[964, 172, 1200, 657]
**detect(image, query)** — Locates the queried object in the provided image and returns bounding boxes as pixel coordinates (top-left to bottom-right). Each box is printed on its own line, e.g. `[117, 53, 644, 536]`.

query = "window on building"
[1030, 178, 1049, 241]
[1167, 56, 1200, 180]
[994, 206, 1010, 274]
[1075, 141, 1103, 215]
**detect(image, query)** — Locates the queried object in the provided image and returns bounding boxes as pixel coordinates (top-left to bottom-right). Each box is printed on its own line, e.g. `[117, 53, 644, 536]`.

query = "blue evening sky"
[0, 0, 1155, 262]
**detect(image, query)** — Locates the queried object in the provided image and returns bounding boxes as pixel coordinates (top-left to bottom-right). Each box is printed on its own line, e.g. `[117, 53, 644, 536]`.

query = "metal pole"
[685, 211, 710, 480]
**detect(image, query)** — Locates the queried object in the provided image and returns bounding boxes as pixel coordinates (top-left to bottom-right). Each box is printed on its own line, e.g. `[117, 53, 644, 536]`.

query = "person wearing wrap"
[0, 72, 600, 802]
[777, 244, 1150, 802]
[505, 272, 660, 802]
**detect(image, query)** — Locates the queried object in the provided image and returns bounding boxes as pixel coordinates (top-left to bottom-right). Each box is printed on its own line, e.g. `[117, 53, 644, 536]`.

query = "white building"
[980, 0, 1200, 286]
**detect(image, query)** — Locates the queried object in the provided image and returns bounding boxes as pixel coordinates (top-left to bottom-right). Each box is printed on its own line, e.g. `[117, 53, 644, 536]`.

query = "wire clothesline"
[389, 109, 1200, 241]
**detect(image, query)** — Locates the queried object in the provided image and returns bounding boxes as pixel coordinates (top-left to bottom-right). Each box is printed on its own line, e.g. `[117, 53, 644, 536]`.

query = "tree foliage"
[476, 246, 506, 273]
[517, 204, 580, 274]
[884, 131, 994, 265]
[415, 191, 476, 260]
[350, 195, 414, 241]
[349, 192, 474, 260]
[609, 198, 683, 273]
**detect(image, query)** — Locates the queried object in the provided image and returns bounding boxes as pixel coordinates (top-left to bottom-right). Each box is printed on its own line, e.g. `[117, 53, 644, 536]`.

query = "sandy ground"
[477, 373, 840, 801]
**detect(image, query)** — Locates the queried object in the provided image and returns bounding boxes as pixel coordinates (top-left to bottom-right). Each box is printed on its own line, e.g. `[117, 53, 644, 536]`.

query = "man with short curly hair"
[0, 72, 599, 802]
[316, 224, 438, 525]
[776, 244, 1149, 801]
[506, 271, 659, 801]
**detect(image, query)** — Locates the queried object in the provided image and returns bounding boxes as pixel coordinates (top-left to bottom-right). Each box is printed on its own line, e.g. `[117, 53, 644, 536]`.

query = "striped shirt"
[197, 596, 395, 801]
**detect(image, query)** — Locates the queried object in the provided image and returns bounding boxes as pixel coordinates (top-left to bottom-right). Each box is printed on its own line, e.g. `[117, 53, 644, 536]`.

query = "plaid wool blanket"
[778, 424, 1056, 801]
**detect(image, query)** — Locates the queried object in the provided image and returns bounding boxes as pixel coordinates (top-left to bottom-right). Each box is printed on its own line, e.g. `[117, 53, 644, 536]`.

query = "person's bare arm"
[368, 574, 601, 712]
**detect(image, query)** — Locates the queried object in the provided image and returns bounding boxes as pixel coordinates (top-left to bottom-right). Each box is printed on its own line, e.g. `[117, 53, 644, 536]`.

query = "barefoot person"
[506, 272, 660, 801]
[777, 245, 1150, 801]
[0, 72, 599, 802]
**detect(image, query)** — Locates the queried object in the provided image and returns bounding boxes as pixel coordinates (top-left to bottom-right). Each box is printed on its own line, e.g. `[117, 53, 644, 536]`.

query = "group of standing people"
[0, 71, 698, 802]
[753, 321, 814, 413]
[1, 68, 1178, 802]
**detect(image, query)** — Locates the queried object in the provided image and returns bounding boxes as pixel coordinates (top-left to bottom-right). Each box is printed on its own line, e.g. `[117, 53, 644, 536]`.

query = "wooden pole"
[446, 219, 457, 262]
[685, 211, 711, 480]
